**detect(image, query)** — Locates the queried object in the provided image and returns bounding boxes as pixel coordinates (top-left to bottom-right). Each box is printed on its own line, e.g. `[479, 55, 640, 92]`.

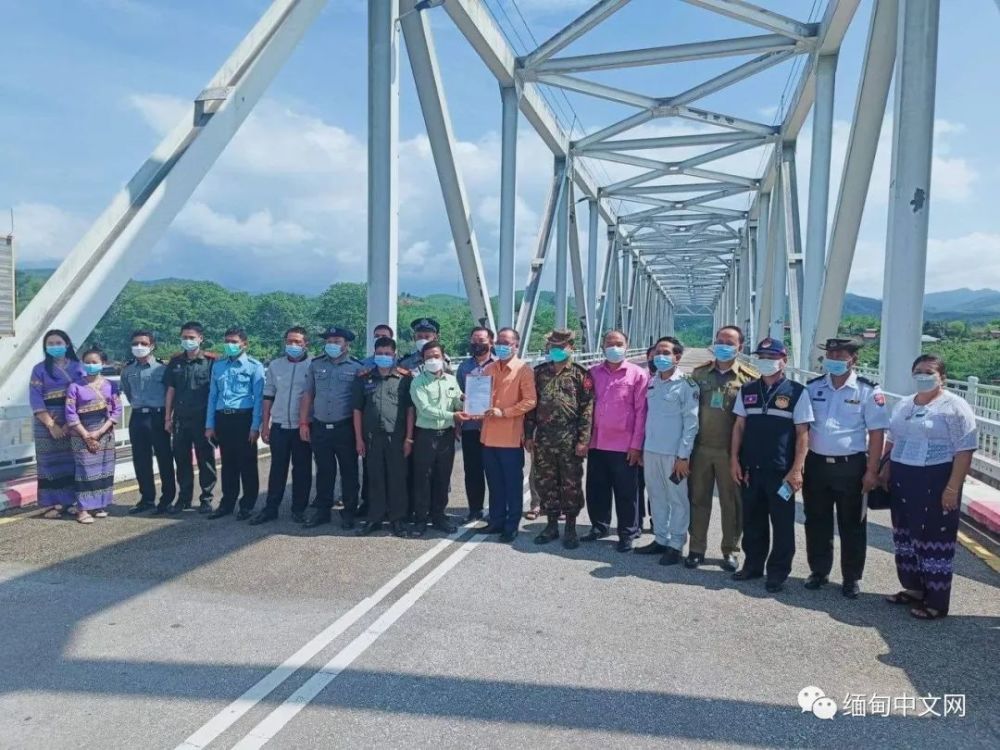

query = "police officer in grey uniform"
[399, 318, 450, 374]
[803, 338, 890, 598]
[299, 326, 364, 529]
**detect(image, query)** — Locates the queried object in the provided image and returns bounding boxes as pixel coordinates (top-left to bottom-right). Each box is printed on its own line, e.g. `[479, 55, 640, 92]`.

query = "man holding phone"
[635, 337, 700, 565]
[729, 338, 814, 593]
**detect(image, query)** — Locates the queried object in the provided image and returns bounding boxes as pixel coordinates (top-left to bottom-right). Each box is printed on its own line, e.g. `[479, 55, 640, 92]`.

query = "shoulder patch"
[857, 376, 877, 387]
[692, 361, 713, 372]
[397, 367, 412, 377]
[583, 374, 594, 392]
[204, 352, 219, 360]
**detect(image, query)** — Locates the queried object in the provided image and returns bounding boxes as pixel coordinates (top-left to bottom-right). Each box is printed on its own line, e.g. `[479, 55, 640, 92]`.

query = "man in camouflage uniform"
[686, 325, 758, 570]
[524, 329, 595, 550]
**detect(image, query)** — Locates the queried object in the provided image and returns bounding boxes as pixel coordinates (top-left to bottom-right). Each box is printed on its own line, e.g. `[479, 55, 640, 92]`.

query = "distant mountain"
[843, 293, 881, 316]
[843, 288, 1000, 321]
[924, 288, 1000, 311]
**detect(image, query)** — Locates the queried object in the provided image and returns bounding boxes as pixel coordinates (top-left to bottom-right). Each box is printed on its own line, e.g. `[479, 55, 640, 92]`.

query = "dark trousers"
[172, 415, 216, 506]
[413, 428, 455, 524]
[311, 419, 358, 515]
[129, 409, 176, 507]
[637, 466, 647, 529]
[461, 429, 487, 513]
[264, 425, 312, 515]
[585, 448, 640, 540]
[366, 432, 409, 523]
[215, 410, 259, 513]
[803, 452, 867, 582]
[483, 446, 524, 533]
[741, 467, 796, 582]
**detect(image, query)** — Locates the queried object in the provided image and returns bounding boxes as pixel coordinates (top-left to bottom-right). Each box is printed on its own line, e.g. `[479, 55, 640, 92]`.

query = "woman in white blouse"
[880, 355, 977, 620]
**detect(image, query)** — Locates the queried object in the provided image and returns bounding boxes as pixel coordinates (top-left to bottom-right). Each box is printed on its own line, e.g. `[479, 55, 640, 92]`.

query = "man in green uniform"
[352, 336, 414, 538]
[524, 329, 595, 550]
[686, 325, 758, 570]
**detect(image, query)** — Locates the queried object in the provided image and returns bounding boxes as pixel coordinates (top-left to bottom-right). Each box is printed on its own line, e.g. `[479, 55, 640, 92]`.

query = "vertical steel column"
[497, 84, 519, 328]
[597, 227, 616, 336]
[554, 156, 570, 329]
[568, 183, 590, 342]
[367, 0, 400, 352]
[880, 0, 940, 394]
[767, 169, 787, 341]
[754, 192, 771, 343]
[782, 147, 805, 365]
[802, 54, 837, 363]
[587, 199, 600, 350]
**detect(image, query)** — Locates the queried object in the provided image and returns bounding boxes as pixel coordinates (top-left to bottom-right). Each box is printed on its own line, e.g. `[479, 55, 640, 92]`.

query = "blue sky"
[1, 0, 998, 301]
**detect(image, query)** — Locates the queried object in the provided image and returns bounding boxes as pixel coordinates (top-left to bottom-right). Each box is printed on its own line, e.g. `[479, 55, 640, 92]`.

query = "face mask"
[45, 345, 67, 358]
[548, 347, 569, 363]
[754, 357, 782, 376]
[653, 355, 675, 372]
[325, 343, 343, 358]
[373, 354, 395, 369]
[604, 346, 626, 363]
[470, 342, 490, 357]
[285, 344, 305, 358]
[414, 338, 429, 351]
[131, 345, 152, 359]
[494, 344, 513, 360]
[180, 339, 200, 352]
[822, 359, 850, 377]
[424, 358, 444, 373]
[712, 344, 737, 362]
[913, 373, 939, 393]
[223, 342, 243, 357]
[83, 362, 103, 376]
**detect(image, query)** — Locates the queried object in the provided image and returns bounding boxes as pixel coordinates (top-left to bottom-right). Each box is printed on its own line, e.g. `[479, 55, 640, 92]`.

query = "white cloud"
[11, 202, 89, 264]
[174, 202, 314, 248]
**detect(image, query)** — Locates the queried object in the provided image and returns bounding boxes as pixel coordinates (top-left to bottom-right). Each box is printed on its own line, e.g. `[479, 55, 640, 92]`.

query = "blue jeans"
[483, 446, 524, 533]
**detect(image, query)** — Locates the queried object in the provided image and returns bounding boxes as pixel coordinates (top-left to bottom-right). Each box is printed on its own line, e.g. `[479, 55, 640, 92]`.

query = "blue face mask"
[653, 354, 675, 372]
[822, 358, 850, 377]
[223, 342, 242, 357]
[325, 343, 343, 359]
[494, 344, 513, 360]
[548, 347, 569, 363]
[285, 344, 305, 358]
[83, 362, 103, 376]
[46, 345, 67, 358]
[604, 346, 626, 363]
[712, 344, 737, 362]
[180, 339, 200, 352]
[373, 354, 395, 369]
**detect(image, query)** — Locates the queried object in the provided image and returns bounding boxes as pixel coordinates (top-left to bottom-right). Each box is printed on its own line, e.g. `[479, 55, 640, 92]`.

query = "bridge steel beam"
[497, 83, 519, 329]
[521, 0, 632, 69]
[0, 0, 330, 410]
[753, 192, 771, 340]
[781, 147, 805, 364]
[587, 199, 600, 350]
[567, 184, 590, 344]
[554, 158, 570, 329]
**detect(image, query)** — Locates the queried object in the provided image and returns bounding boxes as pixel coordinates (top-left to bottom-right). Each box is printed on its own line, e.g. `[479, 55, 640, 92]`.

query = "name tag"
[710, 391, 724, 409]
[326, 423, 335, 430]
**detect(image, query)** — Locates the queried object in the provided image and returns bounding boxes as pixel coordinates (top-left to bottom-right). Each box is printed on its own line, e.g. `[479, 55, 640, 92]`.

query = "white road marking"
[174, 525, 477, 750]
[230, 535, 485, 749]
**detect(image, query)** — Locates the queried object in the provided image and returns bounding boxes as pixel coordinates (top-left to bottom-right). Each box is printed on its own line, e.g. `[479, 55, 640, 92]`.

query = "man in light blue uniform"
[803, 337, 889, 598]
[636, 337, 700, 565]
[205, 326, 265, 520]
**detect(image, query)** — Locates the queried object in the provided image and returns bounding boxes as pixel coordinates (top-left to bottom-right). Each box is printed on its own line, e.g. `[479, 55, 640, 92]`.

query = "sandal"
[42, 506, 64, 519]
[94, 509, 109, 518]
[885, 590, 923, 606]
[910, 606, 947, 620]
[524, 509, 540, 521]
[76, 511, 95, 525]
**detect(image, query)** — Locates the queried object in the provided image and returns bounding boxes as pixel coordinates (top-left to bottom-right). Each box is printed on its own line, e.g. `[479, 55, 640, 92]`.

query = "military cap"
[753, 337, 787, 356]
[410, 317, 440, 334]
[545, 329, 575, 347]
[322, 326, 356, 342]
[818, 337, 862, 353]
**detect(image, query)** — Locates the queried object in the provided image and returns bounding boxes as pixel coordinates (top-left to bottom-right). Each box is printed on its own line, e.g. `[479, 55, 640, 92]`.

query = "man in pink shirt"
[583, 330, 649, 551]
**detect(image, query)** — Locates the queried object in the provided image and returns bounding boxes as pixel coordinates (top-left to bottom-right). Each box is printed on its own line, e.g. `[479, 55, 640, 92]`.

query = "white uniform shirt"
[888, 391, 978, 467]
[806, 372, 890, 456]
[644, 369, 699, 458]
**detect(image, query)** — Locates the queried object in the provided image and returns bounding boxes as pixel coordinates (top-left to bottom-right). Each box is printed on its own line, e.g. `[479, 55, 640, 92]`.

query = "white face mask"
[415, 338, 430, 351]
[424, 358, 444, 374]
[754, 357, 782, 376]
[913, 373, 939, 393]
[131, 345, 152, 359]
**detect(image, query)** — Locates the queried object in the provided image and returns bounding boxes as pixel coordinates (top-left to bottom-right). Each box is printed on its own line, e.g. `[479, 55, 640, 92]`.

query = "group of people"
[28, 317, 978, 619]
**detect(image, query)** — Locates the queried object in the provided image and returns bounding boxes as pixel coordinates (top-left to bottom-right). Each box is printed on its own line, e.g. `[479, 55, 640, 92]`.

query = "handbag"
[865, 456, 892, 511]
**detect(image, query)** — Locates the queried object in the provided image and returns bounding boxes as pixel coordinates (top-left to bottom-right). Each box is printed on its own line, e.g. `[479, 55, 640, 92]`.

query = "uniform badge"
[873, 392, 886, 406]
[774, 395, 790, 409]
[743, 394, 758, 405]
[583, 375, 594, 392]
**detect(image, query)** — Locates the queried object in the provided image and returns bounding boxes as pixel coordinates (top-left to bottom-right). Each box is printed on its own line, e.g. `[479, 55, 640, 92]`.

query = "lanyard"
[758, 377, 784, 416]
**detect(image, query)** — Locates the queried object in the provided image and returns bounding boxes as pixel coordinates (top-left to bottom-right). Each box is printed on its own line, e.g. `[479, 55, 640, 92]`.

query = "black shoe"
[534, 520, 560, 545]
[842, 580, 861, 599]
[235, 509, 252, 521]
[466, 510, 484, 523]
[478, 524, 505, 535]
[659, 548, 682, 566]
[431, 517, 457, 534]
[721, 553, 739, 572]
[804, 574, 829, 590]
[499, 530, 518, 543]
[207, 508, 232, 520]
[152, 505, 170, 516]
[580, 529, 607, 543]
[304, 510, 331, 528]
[356, 521, 383, 536]
[391, 520, 408, 537]
[128, 503, 153, 515]
[684, 552, 705, 569]
[197, 502, 213, 515]
[340, 511, 356, 530]
[356, 504, 369, 519]
[167, 503, 183, 515]
[732, 568, 763, 581]
[765, 579, 785, 593]
[248, 511, 277, 526]
[616, 538, 634, 553]
[291, 511, 306, 524]
[562, 525, 579, 550]
[409, 522, 428, 538]
[636, 542, 667, 555]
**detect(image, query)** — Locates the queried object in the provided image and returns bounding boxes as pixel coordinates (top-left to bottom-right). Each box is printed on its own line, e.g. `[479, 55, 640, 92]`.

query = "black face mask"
[470, 342, 490, 357]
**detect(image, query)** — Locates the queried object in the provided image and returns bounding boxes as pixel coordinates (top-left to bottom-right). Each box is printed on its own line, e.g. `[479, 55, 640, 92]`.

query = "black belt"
[808, 451, 865, 464]
[217, 408, 252, 416]
[134, 407, 164, 414]
[417, 427, 452, 437]
[313, 417, 351, 429]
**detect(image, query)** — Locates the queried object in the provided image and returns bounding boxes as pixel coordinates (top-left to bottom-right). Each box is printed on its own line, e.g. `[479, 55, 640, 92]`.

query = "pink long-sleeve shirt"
[588, 360, 648, 453]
